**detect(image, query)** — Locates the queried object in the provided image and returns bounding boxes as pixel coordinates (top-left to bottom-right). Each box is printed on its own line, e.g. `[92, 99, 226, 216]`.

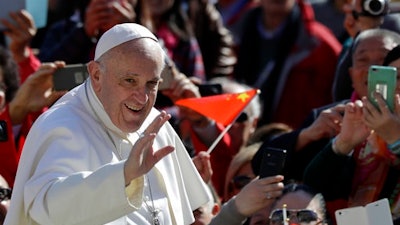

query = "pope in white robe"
[4, 23, 209, 225]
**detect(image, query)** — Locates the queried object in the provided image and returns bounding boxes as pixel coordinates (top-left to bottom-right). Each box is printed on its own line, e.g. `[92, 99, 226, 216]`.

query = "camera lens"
[363, 0, 386, 16]
[369, 0, 383, 11]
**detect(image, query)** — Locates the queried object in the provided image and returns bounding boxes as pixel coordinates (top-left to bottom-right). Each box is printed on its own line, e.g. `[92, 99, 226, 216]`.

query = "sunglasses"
[232, 175, 252, 189]
[351, 10, 370, 20]
[269, 209, 321, 225]
[0, 187, 12, 202]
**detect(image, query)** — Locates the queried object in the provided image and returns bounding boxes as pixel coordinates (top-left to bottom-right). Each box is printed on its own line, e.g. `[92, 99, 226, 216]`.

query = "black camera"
[362, 0, 389, 17]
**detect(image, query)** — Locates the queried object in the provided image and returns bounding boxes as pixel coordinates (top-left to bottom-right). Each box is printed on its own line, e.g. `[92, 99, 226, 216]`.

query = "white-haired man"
[4, 23, 210, 225]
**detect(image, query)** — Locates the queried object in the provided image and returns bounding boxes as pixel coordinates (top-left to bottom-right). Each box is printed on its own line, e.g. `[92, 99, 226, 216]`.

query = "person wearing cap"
[4, 23, 210, 225]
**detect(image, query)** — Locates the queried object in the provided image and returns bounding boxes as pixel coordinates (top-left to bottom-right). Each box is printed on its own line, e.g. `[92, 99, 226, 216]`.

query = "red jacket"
[190, 123, 240, 200]
[234, 0, 342, 129]
[0, 50, 40, 186]
[0, 106, 19, 187]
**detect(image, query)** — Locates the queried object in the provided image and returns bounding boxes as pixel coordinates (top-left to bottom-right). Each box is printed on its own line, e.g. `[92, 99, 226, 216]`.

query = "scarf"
[349, 92, 400, 219]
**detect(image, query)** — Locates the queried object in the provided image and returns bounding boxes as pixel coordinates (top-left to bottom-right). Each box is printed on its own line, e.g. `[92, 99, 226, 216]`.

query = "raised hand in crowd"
[157, 61, 215, 132]
[209, 175, 284, 225]
[362, 93, 400, 145]
[332, 100, 371, 155]
[0, 10, 36, 62]
[234, 175, 284, 217]
[84, 0, 137, 38]
[192, 151, 213, 184]
[9, 61, 66, 125]
[297, 104, 345, 150]
[159, 63, 202, 103]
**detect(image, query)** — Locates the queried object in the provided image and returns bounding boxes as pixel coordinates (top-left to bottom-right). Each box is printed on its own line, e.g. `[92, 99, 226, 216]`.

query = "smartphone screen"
[53, 64, 89, 91]
[367, 65, 397, 112]
[259, 147, 287, 178]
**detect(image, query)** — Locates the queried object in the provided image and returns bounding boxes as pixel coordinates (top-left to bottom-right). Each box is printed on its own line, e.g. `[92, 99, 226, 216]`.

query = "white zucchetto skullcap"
[94, 23, 158, 60]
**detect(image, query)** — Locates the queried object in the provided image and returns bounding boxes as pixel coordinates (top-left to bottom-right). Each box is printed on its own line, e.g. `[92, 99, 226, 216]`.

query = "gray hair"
[352, 28, 400, 58]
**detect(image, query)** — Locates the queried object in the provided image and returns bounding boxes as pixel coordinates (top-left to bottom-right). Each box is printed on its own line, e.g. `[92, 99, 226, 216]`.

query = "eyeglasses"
[0, 187, 12, 202]
[232, 175, 252, 189]
[269, 209, 322, 225]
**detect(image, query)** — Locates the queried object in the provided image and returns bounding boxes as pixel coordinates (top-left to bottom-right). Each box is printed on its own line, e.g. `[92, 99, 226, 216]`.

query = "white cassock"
[4, 80, 209, 225]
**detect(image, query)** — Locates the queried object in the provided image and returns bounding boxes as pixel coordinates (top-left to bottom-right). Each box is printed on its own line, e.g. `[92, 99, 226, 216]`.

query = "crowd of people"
[1, 0, 400, 224]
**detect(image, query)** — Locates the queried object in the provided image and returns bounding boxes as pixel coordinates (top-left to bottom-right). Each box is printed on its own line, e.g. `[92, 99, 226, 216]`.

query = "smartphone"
[0, 0, 24, 31]
[335, 198, 393, 225]
[366, 198, 393, 225]
[159, 54, 176, 91]
[159, 63, 174, 90]
[259, 147, 287, 178]
[198, 83, 223, 97]
[0, 0, 47, 30]
[367, 65, 397, 112]
[53, 64, 89, 91]
[335, 206, 368, 225]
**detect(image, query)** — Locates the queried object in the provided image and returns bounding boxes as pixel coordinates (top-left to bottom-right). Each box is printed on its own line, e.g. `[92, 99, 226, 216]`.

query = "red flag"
[175, 89, 259, 126]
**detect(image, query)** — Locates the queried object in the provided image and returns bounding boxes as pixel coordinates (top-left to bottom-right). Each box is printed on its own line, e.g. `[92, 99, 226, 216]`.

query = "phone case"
[366, 198, 393, 225]
[258, 147, 287, 178]
[53, 64, 89, 91]
[335, 206, 369, 225]
[367, 65, 397, 112]
[335, 198, 393, 225]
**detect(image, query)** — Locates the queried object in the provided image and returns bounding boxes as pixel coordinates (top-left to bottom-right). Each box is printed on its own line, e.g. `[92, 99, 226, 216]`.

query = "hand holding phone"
[158, 54, 177, 91]
[258, 147, 287, 178]
[367, 65, 397, 112]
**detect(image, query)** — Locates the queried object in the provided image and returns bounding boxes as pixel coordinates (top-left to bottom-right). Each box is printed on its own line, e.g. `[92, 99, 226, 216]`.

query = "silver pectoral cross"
[151, 209, 160, 225]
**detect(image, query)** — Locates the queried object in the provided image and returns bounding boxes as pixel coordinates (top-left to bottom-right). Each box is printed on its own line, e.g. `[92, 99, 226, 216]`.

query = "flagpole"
[205, 89, 260, 154]
[206, 123, 234, 154]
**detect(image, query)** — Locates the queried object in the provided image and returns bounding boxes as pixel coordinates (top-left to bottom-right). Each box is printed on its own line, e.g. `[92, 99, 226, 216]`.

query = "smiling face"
[349, 36, 395, 98]
[89, 38, 164, 133]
